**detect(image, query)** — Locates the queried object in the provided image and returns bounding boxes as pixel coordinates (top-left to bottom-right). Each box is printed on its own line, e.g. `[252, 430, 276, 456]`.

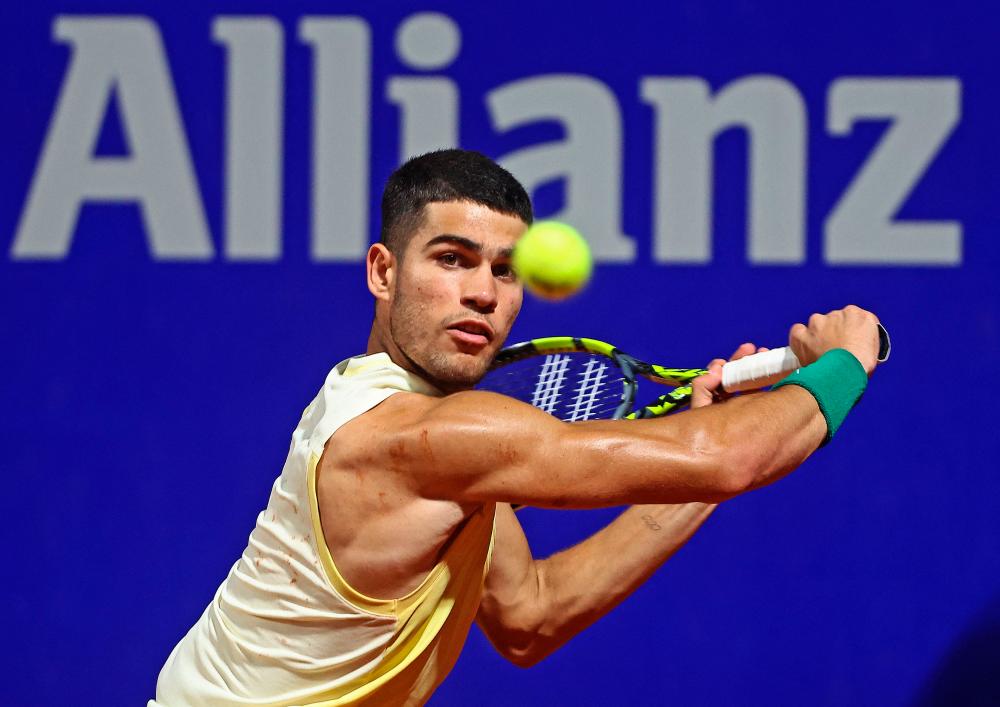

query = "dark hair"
[380, 149, 533, 254]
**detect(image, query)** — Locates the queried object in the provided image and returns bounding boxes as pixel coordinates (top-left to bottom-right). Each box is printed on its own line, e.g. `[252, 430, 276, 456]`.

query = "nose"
[461, 264, 498, 313]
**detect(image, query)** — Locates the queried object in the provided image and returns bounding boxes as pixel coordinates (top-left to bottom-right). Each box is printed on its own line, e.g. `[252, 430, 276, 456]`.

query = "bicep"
[391, 391, 585, 505]
[482, 503, 537, 604]
[476, 503, 544, 656]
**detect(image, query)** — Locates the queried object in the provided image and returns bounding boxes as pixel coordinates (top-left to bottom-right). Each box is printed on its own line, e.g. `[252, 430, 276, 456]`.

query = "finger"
[729, 342, 756, 361]
[690, 362, 723, 409]
[789, 322, 820, 365]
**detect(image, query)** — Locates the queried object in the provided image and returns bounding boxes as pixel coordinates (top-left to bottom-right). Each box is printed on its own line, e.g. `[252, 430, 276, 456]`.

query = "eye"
[493, 263, 516, 281]
[438, 252, 461, 267]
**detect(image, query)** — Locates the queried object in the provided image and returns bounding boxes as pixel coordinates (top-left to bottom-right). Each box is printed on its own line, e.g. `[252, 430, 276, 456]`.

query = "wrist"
[771, 348, 868, 443]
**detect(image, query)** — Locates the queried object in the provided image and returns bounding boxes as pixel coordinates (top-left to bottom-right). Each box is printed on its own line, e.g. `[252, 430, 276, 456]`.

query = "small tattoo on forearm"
[641, 514, 662, 531]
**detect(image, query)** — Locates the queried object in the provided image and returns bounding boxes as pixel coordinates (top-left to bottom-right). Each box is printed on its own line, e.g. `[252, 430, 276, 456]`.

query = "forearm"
[694, 384, 828, 495]
[526, 384, 827, 506]
[525, 502, 717, 663]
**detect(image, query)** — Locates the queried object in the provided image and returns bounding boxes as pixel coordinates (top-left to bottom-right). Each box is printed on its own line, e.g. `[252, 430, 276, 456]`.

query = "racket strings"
[480, 352, 627, 422]
[567, 357, 610, 421]
[530, 354, 571, 414]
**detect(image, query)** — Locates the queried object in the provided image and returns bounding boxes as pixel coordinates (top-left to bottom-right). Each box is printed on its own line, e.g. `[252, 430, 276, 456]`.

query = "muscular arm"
[385, 305, 880, 508]
[387, 383, 826, 507]
[477, 502, 717, 667]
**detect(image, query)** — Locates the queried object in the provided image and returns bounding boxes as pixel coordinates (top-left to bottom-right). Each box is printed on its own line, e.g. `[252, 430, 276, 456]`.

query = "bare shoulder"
[370, 388, 533, 423]
[329, 388, 564, 502]
[324, 390, 520, 464]
[338, 389, 555, 460]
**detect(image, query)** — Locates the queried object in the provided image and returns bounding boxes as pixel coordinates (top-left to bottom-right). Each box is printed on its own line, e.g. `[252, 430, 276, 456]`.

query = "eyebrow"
[423, 234, 514, 259]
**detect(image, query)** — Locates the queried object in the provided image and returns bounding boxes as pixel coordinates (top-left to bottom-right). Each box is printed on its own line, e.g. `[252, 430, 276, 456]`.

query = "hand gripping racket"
[479, 324, 890, 422]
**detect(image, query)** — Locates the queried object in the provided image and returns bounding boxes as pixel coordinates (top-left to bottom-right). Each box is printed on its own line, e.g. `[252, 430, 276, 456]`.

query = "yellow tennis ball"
[513, 221, 593, 300]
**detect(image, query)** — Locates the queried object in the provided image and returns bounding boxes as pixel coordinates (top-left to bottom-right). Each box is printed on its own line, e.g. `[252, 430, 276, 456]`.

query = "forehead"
[411, 201, 528, 253]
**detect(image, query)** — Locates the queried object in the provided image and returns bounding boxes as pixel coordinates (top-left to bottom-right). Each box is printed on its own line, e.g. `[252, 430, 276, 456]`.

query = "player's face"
[389, 201, 526, 392]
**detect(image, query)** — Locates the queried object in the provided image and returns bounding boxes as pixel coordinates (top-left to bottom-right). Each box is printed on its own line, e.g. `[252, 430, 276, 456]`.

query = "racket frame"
[488, 336, 708, 420]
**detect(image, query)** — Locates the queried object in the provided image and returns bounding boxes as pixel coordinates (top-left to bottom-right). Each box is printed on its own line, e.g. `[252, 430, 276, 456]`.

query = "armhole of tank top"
[483, 505, 498, 577]
[306, 452, 400, 618]
[307, 448, 454, 624]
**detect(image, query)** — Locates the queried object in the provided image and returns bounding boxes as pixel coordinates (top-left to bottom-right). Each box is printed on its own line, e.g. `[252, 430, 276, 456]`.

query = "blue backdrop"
[2, 1, 998, 705]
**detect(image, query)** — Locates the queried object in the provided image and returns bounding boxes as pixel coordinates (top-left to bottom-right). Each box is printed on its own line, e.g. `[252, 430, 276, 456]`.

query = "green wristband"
[771, 348, 868, 443]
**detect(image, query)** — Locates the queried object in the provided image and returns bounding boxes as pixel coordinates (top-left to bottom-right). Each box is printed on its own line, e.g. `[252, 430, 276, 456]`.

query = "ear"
[366, 243, 396, 302]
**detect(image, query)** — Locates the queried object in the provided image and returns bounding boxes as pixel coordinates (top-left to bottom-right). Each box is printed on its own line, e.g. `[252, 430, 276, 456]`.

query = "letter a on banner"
[12, 17, 212, 260]
[488, 76, 635, 262]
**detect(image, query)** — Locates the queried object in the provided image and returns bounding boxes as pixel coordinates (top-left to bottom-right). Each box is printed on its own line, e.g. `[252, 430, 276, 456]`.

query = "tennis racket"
[479, 324, 891, 422]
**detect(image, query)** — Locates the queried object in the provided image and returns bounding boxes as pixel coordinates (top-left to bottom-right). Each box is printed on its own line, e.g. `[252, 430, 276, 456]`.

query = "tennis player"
[151, 149, 882, 706]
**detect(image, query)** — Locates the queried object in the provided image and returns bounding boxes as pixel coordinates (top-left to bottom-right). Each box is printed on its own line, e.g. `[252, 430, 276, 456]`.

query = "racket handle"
[721, 348, 802, 392]
[721, 323, 891, 393]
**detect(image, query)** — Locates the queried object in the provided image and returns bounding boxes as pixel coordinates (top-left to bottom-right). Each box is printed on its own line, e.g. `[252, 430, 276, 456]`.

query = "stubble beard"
[388, 295, 492, 393]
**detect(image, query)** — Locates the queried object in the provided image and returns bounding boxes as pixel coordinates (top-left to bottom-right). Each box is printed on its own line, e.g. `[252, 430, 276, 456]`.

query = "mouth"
[446, 319, 495, 348]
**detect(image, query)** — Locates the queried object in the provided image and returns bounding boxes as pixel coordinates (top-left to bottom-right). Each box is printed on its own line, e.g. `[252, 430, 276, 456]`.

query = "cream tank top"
[151, 353, 497, 706]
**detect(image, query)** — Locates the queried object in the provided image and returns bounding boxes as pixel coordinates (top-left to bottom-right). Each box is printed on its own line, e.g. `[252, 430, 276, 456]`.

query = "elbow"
[486, 612, 555, 668]
[499, 642, 549, 669]
[480, 597, 555, 668]
[487, 626, 553, 669]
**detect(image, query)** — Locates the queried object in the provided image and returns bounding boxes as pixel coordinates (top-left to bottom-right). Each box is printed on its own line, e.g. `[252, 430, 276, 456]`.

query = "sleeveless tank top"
[151, 353, 497, 706]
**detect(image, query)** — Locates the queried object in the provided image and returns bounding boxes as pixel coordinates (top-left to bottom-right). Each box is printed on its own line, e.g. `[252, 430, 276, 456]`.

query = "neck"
[366, 323, 473, 395]
[365, 325, 385, 357]
[366, 323, 425, 382]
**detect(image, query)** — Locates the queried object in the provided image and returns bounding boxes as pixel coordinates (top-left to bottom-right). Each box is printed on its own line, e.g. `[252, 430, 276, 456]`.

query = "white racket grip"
[721, 347, 801, 393]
